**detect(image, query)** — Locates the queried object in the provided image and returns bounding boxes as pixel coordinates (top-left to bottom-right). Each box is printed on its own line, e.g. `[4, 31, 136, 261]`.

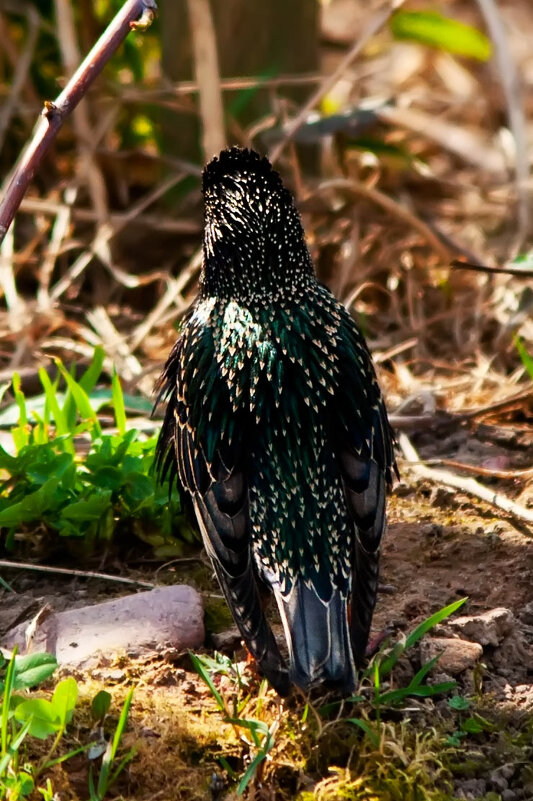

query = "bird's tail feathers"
[350, 541, 380, 667]
[275, 580, 356, 695]
[212, 561, 290, 696]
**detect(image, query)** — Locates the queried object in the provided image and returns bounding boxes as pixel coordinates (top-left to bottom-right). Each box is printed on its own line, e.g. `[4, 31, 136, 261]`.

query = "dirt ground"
[2, 420, 532, 800]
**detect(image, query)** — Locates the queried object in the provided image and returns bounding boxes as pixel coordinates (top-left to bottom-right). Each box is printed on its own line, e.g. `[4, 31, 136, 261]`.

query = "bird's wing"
[155, 318, 289, 694]
[334, 308, 397, 666]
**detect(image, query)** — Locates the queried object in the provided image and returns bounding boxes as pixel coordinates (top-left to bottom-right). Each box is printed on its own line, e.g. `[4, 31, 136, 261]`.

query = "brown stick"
[399, 433, 533, 527]
[268, 0, 406, 164]
[451, 259, 533, 279]
[0, 0, 157, 245]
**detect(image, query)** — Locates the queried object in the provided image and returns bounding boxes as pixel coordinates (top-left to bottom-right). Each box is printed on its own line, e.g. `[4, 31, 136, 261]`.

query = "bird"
[155, 147, 397, 696]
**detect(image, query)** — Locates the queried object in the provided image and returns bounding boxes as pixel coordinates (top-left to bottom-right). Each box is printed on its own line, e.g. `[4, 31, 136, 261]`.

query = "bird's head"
[200, 147, 313, 301]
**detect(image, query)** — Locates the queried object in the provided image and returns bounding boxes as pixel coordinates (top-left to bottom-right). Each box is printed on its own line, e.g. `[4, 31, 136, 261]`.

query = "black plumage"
[155, 147, 397, 696]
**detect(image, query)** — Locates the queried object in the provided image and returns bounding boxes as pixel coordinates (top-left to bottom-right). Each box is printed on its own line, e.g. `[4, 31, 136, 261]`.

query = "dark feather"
[154, 147, 397, 696]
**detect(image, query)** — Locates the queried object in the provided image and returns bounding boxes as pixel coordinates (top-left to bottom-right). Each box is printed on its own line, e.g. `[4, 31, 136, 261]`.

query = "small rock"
[501, 790, 517, 801]
[520, 600, 533, 625]
[450, 608, 514, 647]
[489, 770, 509, 793]
[5, 585, 204, 669]
[420, 637, 483, 675]
[211, 627, 242, 653]
[456, 778, 486, 799]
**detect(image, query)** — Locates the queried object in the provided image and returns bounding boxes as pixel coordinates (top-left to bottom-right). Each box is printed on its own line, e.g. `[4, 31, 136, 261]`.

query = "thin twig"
[399, 433, 533, 527]
[37, 185, 77, 309]
[268, 0, 406, 164]
[49, 172, 183, 301]
[0, 220, 23, 317]
[0, 0, 157, 245]
[86, 306, 143, 382]
[376, 105, 507, 174]
[129, 245, 203, 350]
[186, 0, 226, 159]
[430, 459, 533, 481]
[451, 259, 533, 279]
[318, 178, 451, 261]
[476, 0, 530, 251]
[462, 387, 533, 420]
[0, 5, 39, 152]
[0, 560, 156, 589]
[54, 0, 109, 225]
[19, 197, 201, 234]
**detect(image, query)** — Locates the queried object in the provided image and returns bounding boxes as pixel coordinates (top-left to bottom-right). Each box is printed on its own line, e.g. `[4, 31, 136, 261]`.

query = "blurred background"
[1, 0, 532, 398]
[1, 6, 532, 797]
[1, 0, 533, 561]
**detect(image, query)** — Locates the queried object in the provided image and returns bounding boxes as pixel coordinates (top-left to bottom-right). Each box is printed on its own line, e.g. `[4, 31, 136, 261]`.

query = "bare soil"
[2, 426, 532, 800]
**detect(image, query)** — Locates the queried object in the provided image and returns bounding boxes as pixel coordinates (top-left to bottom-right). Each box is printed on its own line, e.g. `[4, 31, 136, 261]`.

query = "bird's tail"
[275, 580, 357, 694]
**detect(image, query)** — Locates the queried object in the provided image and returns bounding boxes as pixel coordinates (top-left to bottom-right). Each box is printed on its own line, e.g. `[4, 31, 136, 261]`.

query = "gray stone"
[211, 626, 242, 652]
[450, 607, 514, 647]
[520, 600, 533, 625]
[4, 585, 204, 668]
[420, 637, 483, 675]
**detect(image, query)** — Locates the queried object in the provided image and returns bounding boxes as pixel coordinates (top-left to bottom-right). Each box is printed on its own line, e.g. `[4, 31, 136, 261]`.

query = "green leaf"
[0, 717, 33, 776]
[461, 714, 495, 734]
[16, 770, 34, 795]
[51, 677, 78, 726]
[390, 11, 492, 61]
[236, 749, 268, 795]
[13, 652, 58, 690]
[60, 491, 112, 521]
[79, 346, 105, 394]
[121, 472, 154, 512]
[14, 698, 62, 739]
[11, 373, 29, 450]
[97, 686, 135, 797]
[55, 360, 101, 437]
[460, 716, 485, 734]
[449, 695, 470, 711]
[91, 690, 112, 722]
[446, 731, 467, 746]
[404, 598, 468, 651]
[0, 478, 60, 526]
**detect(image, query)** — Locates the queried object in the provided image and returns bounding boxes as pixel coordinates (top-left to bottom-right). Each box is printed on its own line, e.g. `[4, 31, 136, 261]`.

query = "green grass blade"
[515, 336, 533, 381]
[379, 598, 467, 677]
[390, 10, 492, 61]
[96, 686, 134, 798]
[39, 368, 75, 452]
[56, 361, 102, 438]
[236, 750, 266, 796]
[11, 373, 29, 450]
[0, 716, 33, 775]
[79, 346, 105, 394]
[190, 653, 226, 712]
[111, 370, 126, 436]
[404, 598, 468, 650]
[1, 647, 17, 754]
[347, 718, 381, 748]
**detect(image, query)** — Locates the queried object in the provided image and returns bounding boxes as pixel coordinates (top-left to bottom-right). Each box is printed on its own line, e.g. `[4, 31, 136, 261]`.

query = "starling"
[156, 147, 396, 696]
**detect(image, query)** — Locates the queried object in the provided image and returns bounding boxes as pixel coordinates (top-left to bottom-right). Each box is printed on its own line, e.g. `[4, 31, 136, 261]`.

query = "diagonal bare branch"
[0, 0, 157, 245]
